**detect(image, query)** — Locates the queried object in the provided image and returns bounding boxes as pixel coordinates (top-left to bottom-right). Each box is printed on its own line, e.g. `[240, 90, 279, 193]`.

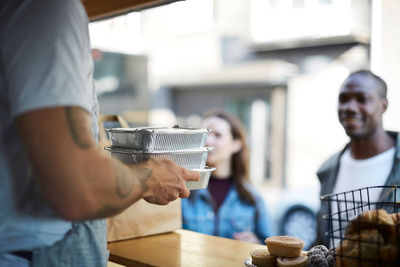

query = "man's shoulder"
[387, 131, 400, 146]
[316, 150, 343, 180]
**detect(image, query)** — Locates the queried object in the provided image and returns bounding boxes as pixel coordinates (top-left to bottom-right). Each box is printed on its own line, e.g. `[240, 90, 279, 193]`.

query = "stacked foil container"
[105, 126, 215, 190]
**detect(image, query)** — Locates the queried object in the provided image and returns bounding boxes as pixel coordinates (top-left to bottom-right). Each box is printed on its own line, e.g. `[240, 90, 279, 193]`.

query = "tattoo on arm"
[114, 161, 134, 198]
[113, 161, 152, 199]
[137, 168, 151, 193]
[65, 107, 92, 149]
[94, 163, 153, 218]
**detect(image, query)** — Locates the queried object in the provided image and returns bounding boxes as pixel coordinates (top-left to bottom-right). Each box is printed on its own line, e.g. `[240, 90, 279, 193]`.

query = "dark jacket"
[315, 131, 400, 247]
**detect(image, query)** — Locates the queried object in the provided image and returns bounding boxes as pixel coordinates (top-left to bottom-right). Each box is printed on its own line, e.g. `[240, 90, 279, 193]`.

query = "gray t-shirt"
[0, 0, 99, 252]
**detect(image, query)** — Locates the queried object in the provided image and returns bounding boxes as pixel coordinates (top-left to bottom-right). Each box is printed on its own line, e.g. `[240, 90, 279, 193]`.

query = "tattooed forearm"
[112, 160, 152, 199]
[137, 168, 151, 193]
[114, 161, 134, 198]
[65, 107, 92, 149]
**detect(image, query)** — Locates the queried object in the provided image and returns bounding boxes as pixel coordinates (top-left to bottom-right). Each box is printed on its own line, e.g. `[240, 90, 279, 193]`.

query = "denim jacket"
[315, 131, 400, 246]
[182, 183, 271, 243]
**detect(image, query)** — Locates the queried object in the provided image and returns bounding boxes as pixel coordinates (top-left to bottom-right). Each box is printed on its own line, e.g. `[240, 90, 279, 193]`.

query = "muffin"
[277, 255, 308, 267]
[265, 236, 305, 257]
[250, 248, 277, 267]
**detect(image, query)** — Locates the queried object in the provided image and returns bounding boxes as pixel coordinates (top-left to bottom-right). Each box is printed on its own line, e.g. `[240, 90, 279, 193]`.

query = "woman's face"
[202, 116, 241, 167]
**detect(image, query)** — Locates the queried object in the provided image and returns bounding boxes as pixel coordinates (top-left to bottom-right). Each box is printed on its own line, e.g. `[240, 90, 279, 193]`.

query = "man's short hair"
[347, 70, 387, 99]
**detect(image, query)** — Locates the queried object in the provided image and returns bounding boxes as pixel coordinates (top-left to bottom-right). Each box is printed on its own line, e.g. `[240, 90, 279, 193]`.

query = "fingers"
[184, 169, 200, 181]
[151, 158, 200, 181]
[144, 185, 190, 204]
[144, 191, 178, 205]
[179, 186, 190, 198]
[140, 158, 198, 205]
[143, 196, 169, 205]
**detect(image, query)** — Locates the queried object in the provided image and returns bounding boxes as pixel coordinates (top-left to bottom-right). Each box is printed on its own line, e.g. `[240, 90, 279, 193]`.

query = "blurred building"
[134, 0, 370, 192]
[89, 0, 399, 196]
[370, 0, 400, 132]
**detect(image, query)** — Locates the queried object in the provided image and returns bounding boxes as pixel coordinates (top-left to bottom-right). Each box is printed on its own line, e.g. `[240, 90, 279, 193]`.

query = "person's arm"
[233, 197, 270, 244]
[254, 196, 271, 240]
[15, 106, 199, 221]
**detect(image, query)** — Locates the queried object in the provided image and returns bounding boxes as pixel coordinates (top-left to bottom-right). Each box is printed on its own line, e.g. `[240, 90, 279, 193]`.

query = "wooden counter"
[108, 229, 267, 266]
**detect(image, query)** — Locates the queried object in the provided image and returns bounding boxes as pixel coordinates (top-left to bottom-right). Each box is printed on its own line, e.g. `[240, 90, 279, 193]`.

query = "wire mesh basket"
[321, 185, 400, 266]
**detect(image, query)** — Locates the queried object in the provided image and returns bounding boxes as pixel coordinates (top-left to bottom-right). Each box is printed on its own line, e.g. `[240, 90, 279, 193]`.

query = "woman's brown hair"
[203, 110, 256, 206]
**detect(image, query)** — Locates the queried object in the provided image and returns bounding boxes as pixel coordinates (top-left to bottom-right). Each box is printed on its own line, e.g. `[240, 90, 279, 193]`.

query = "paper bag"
[107, 199, 182, 242]
[98, 114, 130, 147]
[99, 114, 182, 242]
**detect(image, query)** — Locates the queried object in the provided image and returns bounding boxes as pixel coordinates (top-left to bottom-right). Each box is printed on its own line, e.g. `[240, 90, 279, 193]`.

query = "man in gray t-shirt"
[0, 0, 199, 265]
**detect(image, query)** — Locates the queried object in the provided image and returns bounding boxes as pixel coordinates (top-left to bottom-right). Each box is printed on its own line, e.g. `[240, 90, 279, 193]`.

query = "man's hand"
[135, 158, 200, 205]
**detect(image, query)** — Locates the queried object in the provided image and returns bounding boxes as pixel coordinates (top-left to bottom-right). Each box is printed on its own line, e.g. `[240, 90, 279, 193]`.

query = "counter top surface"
[108, 229, 267, 266]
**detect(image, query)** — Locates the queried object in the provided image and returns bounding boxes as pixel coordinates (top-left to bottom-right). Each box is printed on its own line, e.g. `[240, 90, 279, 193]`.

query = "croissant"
[335, 210, 400, 266]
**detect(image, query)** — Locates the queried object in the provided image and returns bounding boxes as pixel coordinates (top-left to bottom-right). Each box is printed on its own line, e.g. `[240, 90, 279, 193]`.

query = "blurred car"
[262, 186, 320, 250]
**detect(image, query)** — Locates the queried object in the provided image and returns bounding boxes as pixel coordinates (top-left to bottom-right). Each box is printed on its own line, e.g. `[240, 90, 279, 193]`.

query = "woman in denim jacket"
[182, 110, 271, 243]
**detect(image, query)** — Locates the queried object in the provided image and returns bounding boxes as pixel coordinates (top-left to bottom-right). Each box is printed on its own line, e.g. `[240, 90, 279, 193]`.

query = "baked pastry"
[307, 245, 332, 267]
[345, 209, 394, 240]
[277, 255, 308, 267]
[335, 229, 395, 267]
[335, 210, 400, 266]
[390, 212, 400, 223]
[250, 248, 277, 267]
[389, 213, 400, 243]
[335, 249, 397, 267]
[265, 236, 305, 257]
[338, 229, 384, 256]
[325, 251, 334, 267]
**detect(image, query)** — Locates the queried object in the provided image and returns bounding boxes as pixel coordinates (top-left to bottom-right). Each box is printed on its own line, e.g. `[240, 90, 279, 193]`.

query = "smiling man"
[315, 70, 400, 247]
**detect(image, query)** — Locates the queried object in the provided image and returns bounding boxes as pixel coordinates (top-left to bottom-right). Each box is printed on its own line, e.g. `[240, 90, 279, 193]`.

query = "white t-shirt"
[333, 147, 395, 200]
[0, 0, 99, 252]
[330, 147, 395, 247]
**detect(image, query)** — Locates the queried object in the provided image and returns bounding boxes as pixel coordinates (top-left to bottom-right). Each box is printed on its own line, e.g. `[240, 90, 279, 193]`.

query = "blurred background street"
[89, 0, 400, 249]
